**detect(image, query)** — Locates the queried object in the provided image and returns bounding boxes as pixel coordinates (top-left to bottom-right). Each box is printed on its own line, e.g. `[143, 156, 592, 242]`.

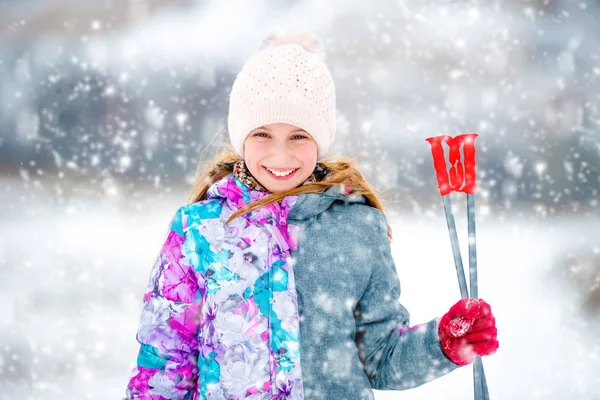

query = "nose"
[268, 141, 296, 162]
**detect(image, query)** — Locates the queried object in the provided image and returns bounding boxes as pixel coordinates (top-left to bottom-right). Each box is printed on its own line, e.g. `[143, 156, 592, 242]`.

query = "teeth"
[266, 167, 296, 177]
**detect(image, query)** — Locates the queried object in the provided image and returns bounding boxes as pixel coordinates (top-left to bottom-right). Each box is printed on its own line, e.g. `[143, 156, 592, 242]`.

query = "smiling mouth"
[263, 166, 299, 177]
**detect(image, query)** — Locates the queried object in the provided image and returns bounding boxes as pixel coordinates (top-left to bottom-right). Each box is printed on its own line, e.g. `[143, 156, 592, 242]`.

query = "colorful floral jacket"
[124, 173, 460, 400]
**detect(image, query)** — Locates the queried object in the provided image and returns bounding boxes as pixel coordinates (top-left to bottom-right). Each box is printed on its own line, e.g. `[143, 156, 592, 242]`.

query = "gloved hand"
[438, 298, 499, 366]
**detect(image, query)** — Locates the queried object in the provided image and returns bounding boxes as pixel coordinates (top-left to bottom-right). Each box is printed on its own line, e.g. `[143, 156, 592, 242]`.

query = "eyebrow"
[253, 126, 307, 133]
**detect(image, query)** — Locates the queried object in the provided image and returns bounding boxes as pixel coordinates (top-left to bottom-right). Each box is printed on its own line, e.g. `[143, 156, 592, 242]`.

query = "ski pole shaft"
[467, 193, 489, 399]
[442, 195, 469, 299]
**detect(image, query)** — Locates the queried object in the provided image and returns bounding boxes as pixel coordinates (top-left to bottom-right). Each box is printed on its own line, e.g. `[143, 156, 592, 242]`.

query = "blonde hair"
[186, 142, 393, 242]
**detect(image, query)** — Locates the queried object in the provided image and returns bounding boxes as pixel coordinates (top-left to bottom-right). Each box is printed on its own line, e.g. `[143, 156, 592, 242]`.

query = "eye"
[292, 134, 308, 140]
[253, 132, 269, 137]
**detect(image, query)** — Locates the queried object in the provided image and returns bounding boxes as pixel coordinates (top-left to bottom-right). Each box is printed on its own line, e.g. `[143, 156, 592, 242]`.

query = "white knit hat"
[227, 29, 336, 160]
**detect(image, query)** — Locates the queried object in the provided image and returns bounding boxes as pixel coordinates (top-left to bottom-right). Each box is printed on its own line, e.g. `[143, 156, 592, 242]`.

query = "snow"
[1, 0, 600, 398]
[0, 177, 599, 399]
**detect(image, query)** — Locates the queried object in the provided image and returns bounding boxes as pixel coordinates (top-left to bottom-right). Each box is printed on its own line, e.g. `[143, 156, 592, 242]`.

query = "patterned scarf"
[226, 160, 331, 192]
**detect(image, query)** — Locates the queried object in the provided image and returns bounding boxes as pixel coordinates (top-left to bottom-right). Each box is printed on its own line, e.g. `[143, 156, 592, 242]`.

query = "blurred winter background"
[1, 0, 599, 399]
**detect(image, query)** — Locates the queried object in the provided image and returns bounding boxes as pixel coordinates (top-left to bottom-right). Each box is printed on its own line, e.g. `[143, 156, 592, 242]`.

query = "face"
[243, 123, 318, 193]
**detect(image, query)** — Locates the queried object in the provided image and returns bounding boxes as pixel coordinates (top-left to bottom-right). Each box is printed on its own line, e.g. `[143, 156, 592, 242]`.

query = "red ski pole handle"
[425, 134, 479, 196]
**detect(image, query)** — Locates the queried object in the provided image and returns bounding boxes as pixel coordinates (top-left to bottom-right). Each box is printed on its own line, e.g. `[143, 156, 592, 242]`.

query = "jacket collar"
[287, 184, 368, 220]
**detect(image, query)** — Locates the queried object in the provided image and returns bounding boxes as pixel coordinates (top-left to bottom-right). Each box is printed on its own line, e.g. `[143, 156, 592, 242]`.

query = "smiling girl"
[124, 29, 498, 400]
[243, 123, 319, 193]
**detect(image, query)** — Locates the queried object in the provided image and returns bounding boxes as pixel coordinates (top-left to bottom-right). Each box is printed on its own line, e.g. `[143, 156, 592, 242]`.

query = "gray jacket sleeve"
[353, 210, 461, 390]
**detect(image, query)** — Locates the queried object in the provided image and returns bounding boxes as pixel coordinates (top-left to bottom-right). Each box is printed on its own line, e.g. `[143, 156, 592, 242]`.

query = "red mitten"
[438, 298, 499, 366]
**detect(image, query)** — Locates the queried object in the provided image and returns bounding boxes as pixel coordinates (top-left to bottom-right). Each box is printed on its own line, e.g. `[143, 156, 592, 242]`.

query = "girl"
[124, 30, 498, 400]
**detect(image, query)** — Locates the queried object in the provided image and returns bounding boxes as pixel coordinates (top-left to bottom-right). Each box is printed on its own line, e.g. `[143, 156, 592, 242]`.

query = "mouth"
[262, 166, 300, 180]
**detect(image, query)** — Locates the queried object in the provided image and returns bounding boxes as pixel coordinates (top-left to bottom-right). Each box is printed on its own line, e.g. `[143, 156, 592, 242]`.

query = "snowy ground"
[1, 176, 599, 400]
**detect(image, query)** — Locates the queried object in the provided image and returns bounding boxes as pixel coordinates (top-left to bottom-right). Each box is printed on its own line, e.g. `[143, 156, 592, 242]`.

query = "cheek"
[298, 144, 318, 165]
[245, 141, 269, 155]
[244, 141, 265, 164]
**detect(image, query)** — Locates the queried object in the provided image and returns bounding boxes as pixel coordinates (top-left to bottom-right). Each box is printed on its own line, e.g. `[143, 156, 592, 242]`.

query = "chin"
[265, 182, 299, 193]
[262, 175, 307, 193]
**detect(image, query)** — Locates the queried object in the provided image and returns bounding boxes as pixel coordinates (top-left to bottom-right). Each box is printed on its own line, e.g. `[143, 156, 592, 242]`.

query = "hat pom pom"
[260, 29, 327, 62]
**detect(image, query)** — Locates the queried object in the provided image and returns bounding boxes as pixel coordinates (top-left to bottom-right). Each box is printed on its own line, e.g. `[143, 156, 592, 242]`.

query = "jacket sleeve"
[353, 210, 461, 390]
[124, 207, 202, 400]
